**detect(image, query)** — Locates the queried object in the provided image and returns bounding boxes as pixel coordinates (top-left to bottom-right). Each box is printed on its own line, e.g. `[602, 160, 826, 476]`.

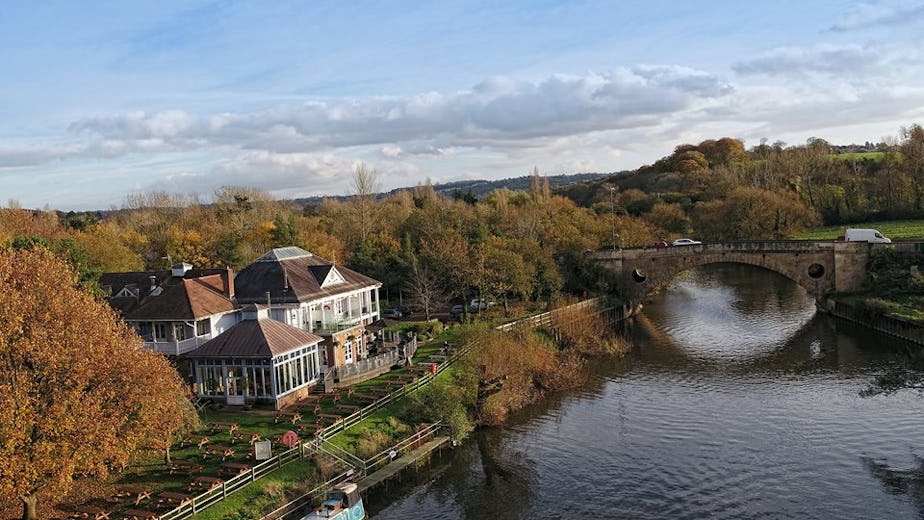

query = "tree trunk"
[21, 493, 38, 520]
[164, 445, 172, 466]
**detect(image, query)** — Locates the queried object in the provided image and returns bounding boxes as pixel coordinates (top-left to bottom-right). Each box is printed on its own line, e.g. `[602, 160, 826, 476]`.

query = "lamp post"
[606, 185, 619, 250]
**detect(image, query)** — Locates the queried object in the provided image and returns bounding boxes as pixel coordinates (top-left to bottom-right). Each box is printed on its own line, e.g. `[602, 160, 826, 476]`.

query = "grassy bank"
[793, 219, 924, 240]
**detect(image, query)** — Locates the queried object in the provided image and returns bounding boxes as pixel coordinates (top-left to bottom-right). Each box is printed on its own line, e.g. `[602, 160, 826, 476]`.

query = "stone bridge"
[589, 241, 889, 305]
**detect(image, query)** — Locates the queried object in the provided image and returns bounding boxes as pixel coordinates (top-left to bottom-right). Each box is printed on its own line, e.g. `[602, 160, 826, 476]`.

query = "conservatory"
[188, 310, 324, 410]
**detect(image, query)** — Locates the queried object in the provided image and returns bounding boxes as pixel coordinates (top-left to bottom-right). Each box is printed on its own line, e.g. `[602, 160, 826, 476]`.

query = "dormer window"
[320, 267, 345, 287]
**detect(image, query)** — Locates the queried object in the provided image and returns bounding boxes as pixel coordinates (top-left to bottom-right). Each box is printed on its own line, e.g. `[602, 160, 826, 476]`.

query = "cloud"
[732, 43, 919, 79]
[3, 67, 730, 168]
[830, 1, 924, 31]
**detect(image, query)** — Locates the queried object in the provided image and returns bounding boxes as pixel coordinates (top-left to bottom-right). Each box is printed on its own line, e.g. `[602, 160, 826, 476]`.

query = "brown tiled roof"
[101, 270, 237, 321]
[188, 318, 323, 359]
[234, 247, 380, 304]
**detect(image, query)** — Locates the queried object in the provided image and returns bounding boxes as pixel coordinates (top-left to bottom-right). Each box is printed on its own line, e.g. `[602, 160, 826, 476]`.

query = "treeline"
[566, 123, 924, 239]
[0, 177, 625, 306]
[4, 123, 923, 304]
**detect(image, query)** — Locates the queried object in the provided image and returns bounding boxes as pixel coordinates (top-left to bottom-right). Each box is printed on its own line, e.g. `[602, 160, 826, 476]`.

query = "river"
[367, 264, 924, 519]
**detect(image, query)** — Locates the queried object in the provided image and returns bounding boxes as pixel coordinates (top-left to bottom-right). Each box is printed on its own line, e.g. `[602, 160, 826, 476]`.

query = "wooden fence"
[157, 298, 601, 519]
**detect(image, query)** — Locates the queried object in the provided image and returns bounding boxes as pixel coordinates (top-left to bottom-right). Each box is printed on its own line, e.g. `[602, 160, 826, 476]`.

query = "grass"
[190, 461, 320, 520]
[57, 305, 543, 520]
[830, 151, 885, 162]
[792, 219, 924, 240]
[836, 293, 924, 323]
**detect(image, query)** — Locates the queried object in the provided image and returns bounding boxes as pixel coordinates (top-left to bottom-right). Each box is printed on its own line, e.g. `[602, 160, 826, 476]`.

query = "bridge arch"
[623, 251, 834, 303]
[588, 241, 867, 306]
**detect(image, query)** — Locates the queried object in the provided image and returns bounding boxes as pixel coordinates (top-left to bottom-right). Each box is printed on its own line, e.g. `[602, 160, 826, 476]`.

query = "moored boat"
[300, 482, 366, 520]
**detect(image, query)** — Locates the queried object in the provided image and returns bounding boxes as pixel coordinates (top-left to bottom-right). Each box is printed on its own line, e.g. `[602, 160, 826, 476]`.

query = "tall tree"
[0, 248, 195, 520]
[350, 163, 381, 243]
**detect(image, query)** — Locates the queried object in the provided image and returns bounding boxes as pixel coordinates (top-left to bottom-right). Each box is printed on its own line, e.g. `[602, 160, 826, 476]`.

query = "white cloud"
[732, 43, 920, 80]
[830, 1, 924, 31]
[3, 67, 730, 168]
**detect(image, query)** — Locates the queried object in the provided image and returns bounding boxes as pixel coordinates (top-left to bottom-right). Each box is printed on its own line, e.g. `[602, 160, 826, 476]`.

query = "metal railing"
[259, 469, 357, 520]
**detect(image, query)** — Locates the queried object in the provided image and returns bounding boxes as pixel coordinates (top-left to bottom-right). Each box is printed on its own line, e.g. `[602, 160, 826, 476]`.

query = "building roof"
[100, 269, 236, 321]
[235, 247, 381, 305]
[188, 318, 323, 359]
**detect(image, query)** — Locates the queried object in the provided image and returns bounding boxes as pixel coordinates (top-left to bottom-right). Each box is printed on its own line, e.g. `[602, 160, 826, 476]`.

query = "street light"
[606, 185, 619, 250]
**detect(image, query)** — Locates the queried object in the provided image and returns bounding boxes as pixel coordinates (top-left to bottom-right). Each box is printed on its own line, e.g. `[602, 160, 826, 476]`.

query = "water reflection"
[863, 456, 924, 519]
[371, 264, 924, 520]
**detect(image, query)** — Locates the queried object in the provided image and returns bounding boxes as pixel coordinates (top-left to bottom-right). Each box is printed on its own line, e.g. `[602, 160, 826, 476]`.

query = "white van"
[844, 228, 892, 243]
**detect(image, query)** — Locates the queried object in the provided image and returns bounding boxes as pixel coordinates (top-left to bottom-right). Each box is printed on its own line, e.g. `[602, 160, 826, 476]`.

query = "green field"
[792, 219, 924, 240]
[830, 151, 886, 162]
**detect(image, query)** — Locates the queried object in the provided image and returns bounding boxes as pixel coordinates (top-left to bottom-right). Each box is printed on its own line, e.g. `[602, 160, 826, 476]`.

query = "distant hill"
[292, 172, 612, 205]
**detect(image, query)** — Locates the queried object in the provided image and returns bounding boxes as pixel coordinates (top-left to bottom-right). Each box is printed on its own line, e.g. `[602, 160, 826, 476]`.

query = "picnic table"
[156, 491, 192, 509]
[233, 430, 263, 444]
[69, 505, 109, 520]
[218, 462, 251, 477]
[316, 413, 343, 426]
[274, 411, 302, 425]
[180, 434, 210, 449]
[353, 393, 378, 403]
[202, 444, 235, 461]
[210, 422, 239, 435]
[297, 423, 324, 436]
[116, 486, 152, 506]
[367, 387, 391, 396]
[120, 509, 159, 520]
[336, 403, 363, 412]
[167, 459, 204, 475]
[188, 476, 223, 493]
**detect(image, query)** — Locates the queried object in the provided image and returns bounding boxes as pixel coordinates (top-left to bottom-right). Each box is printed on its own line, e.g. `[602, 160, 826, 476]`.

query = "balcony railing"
[144, 334, 212, 356]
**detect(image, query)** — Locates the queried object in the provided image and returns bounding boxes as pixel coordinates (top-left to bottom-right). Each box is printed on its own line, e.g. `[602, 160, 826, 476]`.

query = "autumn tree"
[0, 248, 197, 520]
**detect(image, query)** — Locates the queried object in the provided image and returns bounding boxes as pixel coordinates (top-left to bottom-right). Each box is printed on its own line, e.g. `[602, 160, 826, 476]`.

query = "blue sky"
[2, 0, 924, 210]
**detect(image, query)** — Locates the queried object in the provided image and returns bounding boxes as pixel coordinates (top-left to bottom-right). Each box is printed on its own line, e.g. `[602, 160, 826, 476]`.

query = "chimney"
[149, 275, 157, 291]
[220, 267, 235, 299]
[266, 291, 272, 308]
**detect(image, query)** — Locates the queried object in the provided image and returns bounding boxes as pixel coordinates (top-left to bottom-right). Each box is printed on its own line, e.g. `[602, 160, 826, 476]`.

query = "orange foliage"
[0, 249, 196, 519]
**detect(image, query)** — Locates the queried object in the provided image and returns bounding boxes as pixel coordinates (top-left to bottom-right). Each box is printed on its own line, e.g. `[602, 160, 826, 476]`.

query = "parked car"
[381, 308, 402, 319]
[469, 299, 496, 312]
[450, 304, 465, 317]
[844, 228, 891, 243]
[671, 238, 702, 246]
[649, 240, 669, 249]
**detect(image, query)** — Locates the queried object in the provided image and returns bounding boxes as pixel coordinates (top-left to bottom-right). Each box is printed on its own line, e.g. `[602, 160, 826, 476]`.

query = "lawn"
[830, 151, 886, 162]
[792, 219, 924, 240]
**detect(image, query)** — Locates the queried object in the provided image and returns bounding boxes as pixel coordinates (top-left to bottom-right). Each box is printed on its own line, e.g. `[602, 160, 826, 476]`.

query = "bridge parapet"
[591, 240, 852, 305]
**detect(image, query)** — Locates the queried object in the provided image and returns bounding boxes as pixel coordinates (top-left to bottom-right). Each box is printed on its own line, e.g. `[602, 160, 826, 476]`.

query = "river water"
[368, 264, 924, 519]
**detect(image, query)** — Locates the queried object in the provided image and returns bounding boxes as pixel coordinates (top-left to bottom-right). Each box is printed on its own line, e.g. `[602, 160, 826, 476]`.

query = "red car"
[649, 240, 669, 248]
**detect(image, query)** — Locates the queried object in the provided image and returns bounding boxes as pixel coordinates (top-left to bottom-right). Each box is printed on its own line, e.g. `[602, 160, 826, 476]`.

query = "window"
[344, 341, 354, 364]
[196, 319, 210, 336]
[153, 322, 169, 341]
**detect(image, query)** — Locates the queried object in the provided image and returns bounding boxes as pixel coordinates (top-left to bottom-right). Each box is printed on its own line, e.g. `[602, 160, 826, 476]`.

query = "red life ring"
[281, 430, 299, 447]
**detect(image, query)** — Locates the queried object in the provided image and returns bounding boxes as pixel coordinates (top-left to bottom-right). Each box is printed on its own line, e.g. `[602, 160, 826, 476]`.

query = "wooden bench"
[335, 403, 362, 413]
[353, 393, 378, 403]
[218, 462, 251, 477]
[202, 444, 235, 461]
[167, 459, 203, 475]
[156, 492, 191, 509]
[367, 387, 391, 396]
[69, 506, 109, 520]
[297, 423, 324, 436]
[188, 476, 223, 493]
[116, 486, 152, 506]
[210, 422, 239, 435]
[274, 411, 302, 425]
[233, 430, 262, 444]
[120, 508, 159, 520]
[316, 413, 343, 426]
[180, 434, 210, 449]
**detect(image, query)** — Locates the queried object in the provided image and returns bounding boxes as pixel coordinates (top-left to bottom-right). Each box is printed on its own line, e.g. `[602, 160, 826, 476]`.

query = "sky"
[2, 0, 924, 210]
